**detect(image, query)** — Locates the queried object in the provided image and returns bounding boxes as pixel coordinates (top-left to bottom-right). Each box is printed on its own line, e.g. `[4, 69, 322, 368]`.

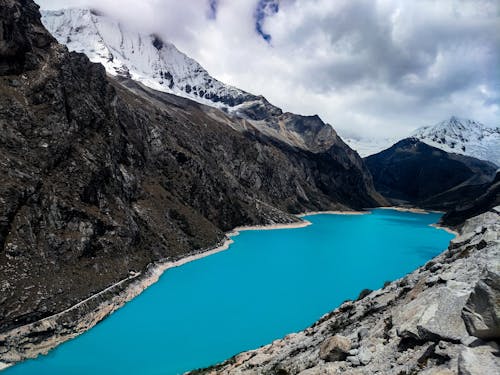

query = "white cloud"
[36, 0, 500, 139]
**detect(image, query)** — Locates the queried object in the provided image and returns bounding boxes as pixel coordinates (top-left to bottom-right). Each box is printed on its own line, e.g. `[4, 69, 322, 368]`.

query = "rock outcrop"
[462, 270, 500, 340]
[319, 335, 351, 362]
[193, 207, 500, 375]
[0, 0, 55, 75]
[0, 0, 383, 356]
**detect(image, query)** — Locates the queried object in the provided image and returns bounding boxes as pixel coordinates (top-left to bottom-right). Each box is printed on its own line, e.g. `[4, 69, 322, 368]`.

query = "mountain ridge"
[40, 7, 354, 155]
[364, 137, 497, 208]
[411, 116, 500, 166]
[344, 116, 500, 165]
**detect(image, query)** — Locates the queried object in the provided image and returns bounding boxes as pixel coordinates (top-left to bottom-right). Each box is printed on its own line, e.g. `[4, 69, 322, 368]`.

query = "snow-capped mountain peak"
[41, 8, 345, 154]
[41, 8, 254, 109]
[411, 116, 500, 166]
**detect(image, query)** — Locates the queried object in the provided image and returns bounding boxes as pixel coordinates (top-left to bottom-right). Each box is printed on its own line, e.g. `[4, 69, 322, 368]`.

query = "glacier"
[412, 116, 500, 167]
[41, 8, 254, 110]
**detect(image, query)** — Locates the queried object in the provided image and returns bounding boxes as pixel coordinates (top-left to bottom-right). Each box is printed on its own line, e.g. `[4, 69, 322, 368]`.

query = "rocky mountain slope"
[441, 171, 500, 227]
[412, 116, 500, 166]
[40, 7, 349, 155]
[0, 0, 382, 342]
[193, 207, 500, 375]
[364, 138, 497, 208]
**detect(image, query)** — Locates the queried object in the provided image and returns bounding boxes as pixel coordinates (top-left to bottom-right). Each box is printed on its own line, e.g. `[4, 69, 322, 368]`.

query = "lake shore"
[0, 363, 11, 371]
[378, 206, 430, 214]
[297, 210, 369, 217]
[0, 207, 451, 370]
[228, 220, 312, 236]
[378, 206, 446, 214]
[430, 223, 459, 235]
[0, 218, 313, 368]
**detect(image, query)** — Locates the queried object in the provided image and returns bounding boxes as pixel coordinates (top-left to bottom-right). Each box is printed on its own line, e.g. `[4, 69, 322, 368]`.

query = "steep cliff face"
[0, 0, 55, 75]
[0, 0, 382, 335]
[193, 208, 500, 375]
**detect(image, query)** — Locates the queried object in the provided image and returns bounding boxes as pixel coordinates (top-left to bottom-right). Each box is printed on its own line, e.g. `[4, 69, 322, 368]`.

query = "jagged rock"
[462, 270, 500, 340]
[395, 285, 470, 342]
[319, 335, 351, 362]
[346, 355, 360, 366]
[0, 0, 55, 74]
[430, 263, 443, 273]
[348, 348, 359, 356]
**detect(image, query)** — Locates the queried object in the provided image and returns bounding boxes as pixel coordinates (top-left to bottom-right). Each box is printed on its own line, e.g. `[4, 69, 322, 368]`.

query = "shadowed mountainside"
[365, 138, 497, 209]
[441, 171, 500, 227]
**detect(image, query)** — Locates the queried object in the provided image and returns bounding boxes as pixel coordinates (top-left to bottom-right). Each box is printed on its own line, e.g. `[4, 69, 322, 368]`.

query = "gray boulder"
[395, 285, 470, 342]
[462, 270, 500, 340]
[357, 347, 372, 365]
[319, 335, 351, 362]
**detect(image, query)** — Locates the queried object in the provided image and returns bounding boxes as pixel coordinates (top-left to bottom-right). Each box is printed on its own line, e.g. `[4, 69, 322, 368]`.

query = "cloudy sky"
[36, 0, 499, 139]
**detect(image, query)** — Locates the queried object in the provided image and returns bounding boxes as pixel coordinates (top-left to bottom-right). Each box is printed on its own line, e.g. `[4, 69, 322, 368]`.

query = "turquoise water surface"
[5, 209, 454, 375]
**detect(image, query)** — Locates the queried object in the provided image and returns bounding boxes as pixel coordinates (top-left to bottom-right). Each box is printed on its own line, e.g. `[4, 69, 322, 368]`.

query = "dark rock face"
[365, 138, 497, 209]
[0, 0, 54, 74]
[441, 172, 500, 227]
[151, 34, 163, 50]
[0, 0, 382, 333]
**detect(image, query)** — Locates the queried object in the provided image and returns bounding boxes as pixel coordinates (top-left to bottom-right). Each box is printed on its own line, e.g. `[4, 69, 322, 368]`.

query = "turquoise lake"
[5, 209, 454, 375]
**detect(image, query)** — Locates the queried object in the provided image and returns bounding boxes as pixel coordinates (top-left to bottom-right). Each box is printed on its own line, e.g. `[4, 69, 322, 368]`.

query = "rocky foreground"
[193, 207, 500, 375]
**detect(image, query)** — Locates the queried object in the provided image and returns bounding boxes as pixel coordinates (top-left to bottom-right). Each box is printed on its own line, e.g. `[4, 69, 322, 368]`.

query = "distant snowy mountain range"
[41, 9, 499, 167]
[345, 117, 500, 166]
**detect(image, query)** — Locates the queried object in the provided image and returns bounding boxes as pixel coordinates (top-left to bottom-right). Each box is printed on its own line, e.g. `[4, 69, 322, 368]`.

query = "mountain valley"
[0, 2, 498, 374]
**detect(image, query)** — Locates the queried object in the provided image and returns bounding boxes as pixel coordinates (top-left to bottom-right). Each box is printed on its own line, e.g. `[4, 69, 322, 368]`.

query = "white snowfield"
[412, 116, 500, 167]
[343, 137, 396, 158]
[41, 8, 251, 109]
